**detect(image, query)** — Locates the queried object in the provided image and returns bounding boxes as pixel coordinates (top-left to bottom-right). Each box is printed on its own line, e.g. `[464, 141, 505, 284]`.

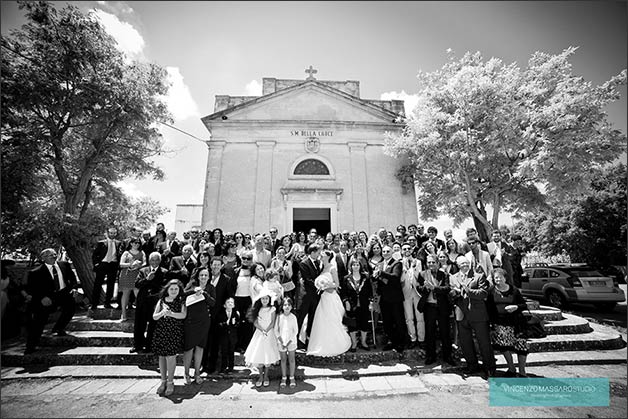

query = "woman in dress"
[487, 268, 530, 377]
[367, 241, 384, 329]
[211, 228, 225, 256]
[340, 257, 373, 351]
[270, 246, 294, 301]
[118, 238, 145, 321]
[182, 268, 216, 385]
[152, 279, 187, 396]
[234, 232, 247, 257]
[290, 231, 307, 260]
[306, 251, 352, 357]
[190, 251, 211, 284]
[446, 239, 462, 266]
[222, 240, 241, 273]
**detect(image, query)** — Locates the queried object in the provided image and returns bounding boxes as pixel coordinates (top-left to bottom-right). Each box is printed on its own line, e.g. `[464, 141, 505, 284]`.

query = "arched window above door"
[293, 159, 330, 175]
[288, 155, 335, 180]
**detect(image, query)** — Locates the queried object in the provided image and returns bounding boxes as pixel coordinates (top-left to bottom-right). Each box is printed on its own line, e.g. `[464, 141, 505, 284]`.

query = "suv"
[521, 263, 626, 311]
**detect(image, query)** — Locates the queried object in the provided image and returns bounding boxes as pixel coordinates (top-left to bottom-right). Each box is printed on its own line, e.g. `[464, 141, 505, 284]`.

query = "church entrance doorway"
[292, 208, 331, 236]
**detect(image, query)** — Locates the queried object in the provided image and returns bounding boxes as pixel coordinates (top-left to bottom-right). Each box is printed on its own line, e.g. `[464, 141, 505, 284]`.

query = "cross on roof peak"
[305, 65, 318, 80]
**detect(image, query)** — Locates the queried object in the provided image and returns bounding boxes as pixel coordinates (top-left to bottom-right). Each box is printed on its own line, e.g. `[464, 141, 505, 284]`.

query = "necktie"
[105, 239, 115, 262]
[52, 265, 60, 291]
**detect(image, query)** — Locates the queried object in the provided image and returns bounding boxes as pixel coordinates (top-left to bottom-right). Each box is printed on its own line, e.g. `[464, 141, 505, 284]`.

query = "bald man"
[23, 248, 78, 354]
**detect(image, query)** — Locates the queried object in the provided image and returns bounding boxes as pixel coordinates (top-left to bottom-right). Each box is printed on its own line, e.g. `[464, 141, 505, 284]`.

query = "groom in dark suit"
[23, 248, 78, 354]
[297, 243, 322, 346]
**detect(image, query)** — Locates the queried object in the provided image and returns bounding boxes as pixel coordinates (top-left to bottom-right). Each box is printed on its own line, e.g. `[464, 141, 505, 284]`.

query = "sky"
[2, 1, 626, 239]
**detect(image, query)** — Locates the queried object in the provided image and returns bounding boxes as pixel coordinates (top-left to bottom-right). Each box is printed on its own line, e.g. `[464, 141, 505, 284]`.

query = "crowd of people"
[20, 221, 533, 395]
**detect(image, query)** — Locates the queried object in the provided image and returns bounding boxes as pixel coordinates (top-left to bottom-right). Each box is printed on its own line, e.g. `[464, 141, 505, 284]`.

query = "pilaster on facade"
[348, 141, 369, 231]
[254, 140, 276, 232]
[202, 140, 227, 229]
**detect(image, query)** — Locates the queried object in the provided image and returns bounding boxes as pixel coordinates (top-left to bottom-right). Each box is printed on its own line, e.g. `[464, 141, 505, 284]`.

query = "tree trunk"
[61, 234, 96, 305]
[472, 201, 491, 243]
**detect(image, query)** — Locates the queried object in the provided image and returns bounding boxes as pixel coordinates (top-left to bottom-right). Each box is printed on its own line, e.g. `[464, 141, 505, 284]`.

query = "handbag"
[515, 309, 547, 339]
[342, 313, 357, 328]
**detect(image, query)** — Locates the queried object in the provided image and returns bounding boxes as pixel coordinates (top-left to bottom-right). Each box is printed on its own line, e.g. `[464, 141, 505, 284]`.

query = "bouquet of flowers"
[315, 274, 336, 293]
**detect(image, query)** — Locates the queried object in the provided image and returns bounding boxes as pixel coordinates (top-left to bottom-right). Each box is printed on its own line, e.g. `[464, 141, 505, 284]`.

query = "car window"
[549, 270, 561, 278]
[565, 270, 603, 278]
[533, 269, 548, 278]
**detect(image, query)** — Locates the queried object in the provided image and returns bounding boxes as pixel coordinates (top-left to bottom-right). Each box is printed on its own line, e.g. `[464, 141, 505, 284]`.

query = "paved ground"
[1, 362, 626, 418]
[1, 364, 626, 418]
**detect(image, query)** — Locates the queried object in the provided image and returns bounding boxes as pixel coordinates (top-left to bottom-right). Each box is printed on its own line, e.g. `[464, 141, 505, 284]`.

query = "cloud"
[92, 9, 144, 59]
[379, 90, 420, 117]
[245, 80, 262, 96]
[163, 67, 199, 121]
[115, 180, 146, 198]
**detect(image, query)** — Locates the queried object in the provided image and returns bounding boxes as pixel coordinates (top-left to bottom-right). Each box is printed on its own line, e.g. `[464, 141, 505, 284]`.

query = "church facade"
[200, 69, 418, 235]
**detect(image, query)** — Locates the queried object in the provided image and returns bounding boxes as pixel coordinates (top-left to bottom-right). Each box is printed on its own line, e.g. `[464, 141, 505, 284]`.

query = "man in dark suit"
[268, 227, 282, 257]
[168, 244, 197, 287]
[335, 240, 350, 282]
[159, 231, 181, 269]
[23, 248, 78, 354]
[297, 243, 322, 346]
[131, 252, 168, 353]
[417, 254, 455, 365]
[91, 226, 124, 309]
[449, 255, 496, 377]
[374, 245, 406, 352]
[426, 226, 446, 253]
[203, 257, 236, 373]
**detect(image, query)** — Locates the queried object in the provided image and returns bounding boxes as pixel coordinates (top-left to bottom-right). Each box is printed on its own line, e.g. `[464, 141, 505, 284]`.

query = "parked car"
[520, 263, 626, 311]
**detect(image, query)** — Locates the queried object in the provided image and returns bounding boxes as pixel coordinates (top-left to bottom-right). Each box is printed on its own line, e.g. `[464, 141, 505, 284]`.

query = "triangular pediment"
[202, 81, 400, 124]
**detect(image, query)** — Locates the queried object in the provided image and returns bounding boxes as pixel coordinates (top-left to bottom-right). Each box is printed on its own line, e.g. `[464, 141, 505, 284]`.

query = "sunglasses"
[468, 241, 478, 245]
[241, 257, 252, 260]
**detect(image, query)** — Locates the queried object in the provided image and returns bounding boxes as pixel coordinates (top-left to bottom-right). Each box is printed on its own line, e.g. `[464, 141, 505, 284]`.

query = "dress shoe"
[53, 330, 68, 337]
[504, 369, 517, 378]
[444, 357, 457, 366]
[463, 364, 481, 375]
[358, 343, 370, 351]
[349, 346, 357, 353]
[103, 303, 114, 309]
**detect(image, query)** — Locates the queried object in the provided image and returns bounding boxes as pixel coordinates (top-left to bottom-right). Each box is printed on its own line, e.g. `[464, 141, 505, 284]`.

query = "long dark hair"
[159, 279, 185, 303]
[246, 294, 278, 323]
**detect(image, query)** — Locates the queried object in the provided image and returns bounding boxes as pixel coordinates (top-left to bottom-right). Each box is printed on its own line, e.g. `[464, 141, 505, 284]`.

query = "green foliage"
[513, 164, 627, 266]
[1, 1, 172, 218]
[0, 1, 172, 296]
[385, 48, 626, 238]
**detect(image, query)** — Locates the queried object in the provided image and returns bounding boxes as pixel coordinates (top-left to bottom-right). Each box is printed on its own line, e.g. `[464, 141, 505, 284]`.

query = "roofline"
[201, 80, 403, 124]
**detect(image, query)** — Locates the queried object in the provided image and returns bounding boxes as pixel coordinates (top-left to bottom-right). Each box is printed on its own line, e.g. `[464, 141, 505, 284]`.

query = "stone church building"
[200, 68, 418, 236]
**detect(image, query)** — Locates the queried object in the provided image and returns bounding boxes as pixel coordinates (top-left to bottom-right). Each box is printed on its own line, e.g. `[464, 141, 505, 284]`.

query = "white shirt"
[46, 263, 65, 291]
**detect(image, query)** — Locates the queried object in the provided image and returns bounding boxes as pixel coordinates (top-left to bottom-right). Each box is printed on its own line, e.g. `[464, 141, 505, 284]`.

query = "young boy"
[217, 297, 240, 373]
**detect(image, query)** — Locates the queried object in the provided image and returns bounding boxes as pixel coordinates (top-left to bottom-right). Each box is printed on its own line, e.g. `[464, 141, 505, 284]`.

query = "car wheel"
[546, 290, 567, 309]
[595, 302, 617, 312]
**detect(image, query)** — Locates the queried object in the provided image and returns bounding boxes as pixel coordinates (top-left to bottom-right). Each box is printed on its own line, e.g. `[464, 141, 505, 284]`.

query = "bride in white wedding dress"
[306, 251, 352, 357]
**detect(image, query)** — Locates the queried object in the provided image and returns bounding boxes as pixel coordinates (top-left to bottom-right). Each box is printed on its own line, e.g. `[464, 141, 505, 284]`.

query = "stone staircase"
[1, 300, 625, 369]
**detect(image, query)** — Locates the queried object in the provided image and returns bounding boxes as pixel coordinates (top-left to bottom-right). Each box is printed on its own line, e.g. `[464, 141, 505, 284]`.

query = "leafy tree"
[513, 164, 627, 266]
[385, 48, 626, 241]
[1, 1, 172, 301]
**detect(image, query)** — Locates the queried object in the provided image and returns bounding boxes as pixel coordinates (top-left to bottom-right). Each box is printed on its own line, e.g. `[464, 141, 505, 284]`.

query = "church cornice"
[201, 80, 404, 125]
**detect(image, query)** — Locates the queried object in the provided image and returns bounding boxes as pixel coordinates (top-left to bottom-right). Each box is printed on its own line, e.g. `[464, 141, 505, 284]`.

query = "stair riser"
[3, 337, 625, 368]
[45, 323, 594, 348]
[532, 311, 563, 321]
[67, 322, 134, 332]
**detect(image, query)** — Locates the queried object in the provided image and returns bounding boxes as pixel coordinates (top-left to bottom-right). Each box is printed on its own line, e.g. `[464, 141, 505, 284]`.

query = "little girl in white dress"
[243, 289, 280, 387]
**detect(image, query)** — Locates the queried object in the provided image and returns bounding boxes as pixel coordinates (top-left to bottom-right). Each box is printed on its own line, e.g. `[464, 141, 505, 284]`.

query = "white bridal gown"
[306, 270, 352, 357]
